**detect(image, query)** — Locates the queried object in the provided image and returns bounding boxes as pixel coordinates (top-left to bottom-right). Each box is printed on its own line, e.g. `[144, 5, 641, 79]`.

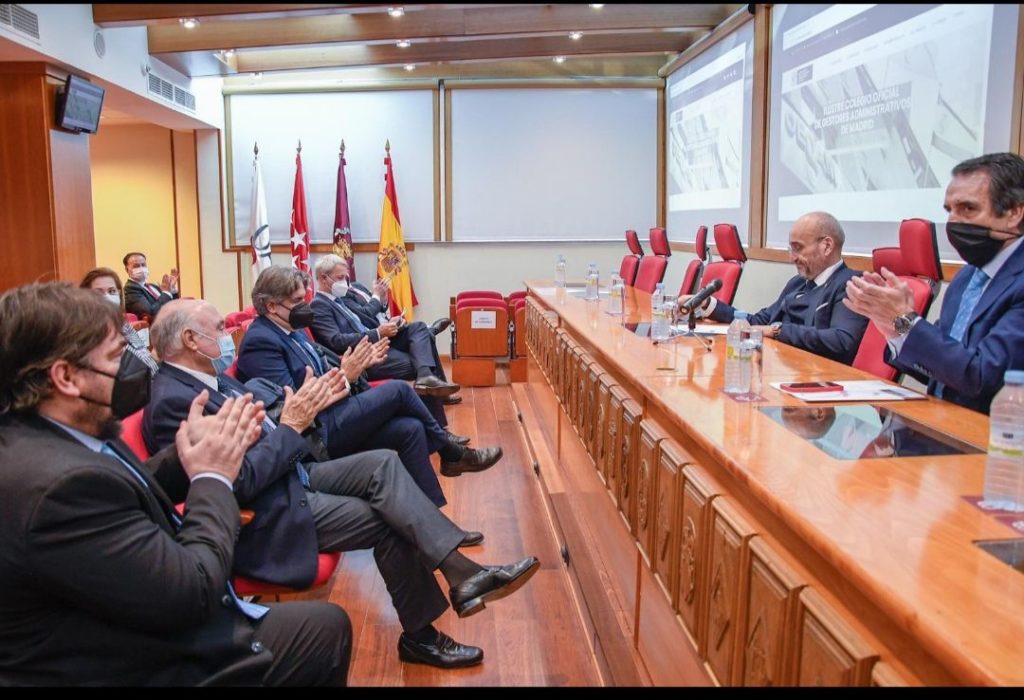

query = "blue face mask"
[195, 330, 237, 374]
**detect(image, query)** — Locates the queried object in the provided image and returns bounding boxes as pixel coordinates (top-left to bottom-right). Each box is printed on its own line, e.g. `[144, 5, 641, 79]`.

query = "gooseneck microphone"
[680, 278, 723, 314]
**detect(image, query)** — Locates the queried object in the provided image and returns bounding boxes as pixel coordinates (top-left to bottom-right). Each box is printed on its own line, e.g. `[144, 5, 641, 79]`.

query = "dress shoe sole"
[455, 558, 540, 618]
[459, 532, 484, 547]
[441, 396, 463, 406]
[413, 383, 461, 398]
[398, 643, 483, 669]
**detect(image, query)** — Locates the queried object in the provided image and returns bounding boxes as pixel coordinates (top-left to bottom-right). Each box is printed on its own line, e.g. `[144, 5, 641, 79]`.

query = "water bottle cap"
[1004, 370, 1024, 384]
[735, 311, 748, 320]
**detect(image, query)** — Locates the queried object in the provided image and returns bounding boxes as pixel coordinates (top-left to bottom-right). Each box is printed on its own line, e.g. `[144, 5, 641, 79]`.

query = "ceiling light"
[553, 55, 566, 64]
[178, 17, 200, 29]
[404, 63, 416, 71]
[396, 39, 411, 48]
[223, 48, 235, 58]
[388, 7, 405, 18]
[589, 4, 605, 9]
[569, 31, 583, 40]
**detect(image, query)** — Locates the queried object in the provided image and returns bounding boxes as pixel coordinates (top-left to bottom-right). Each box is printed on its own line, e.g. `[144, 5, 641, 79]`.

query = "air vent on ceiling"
[147, 72, 196, 112]
[0, 4, 41, 41]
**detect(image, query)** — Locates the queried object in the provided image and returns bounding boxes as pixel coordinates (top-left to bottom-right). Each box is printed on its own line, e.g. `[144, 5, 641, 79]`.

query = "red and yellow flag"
[377, 141, 417, 321]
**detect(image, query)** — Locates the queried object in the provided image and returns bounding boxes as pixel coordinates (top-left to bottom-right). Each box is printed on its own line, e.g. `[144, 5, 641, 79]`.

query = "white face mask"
[104, 292, 121, 306]
[332, 280, 350, 298]
[130, 266, 149, 283]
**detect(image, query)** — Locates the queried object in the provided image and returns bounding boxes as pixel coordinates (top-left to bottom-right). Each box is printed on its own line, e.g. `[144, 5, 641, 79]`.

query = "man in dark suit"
[677, 211, 868, 365]
[845, 152, 1024, 414]
[237, 266, 505, 504]
[143, 299, 539, 669]
[310, 254, 459, 400]
[0, 283, 351, 686]
[122, 251, 180, 321]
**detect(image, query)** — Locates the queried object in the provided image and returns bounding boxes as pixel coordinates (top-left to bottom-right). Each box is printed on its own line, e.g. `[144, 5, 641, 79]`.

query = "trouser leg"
[257, 601, 352, 687]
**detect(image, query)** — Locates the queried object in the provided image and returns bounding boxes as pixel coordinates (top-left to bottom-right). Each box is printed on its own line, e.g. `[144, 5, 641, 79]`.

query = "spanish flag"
[377, 141, 417, 321]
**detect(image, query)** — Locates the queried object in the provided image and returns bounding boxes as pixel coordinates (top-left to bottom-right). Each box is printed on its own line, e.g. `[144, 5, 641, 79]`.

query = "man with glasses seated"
[676, 211, 868, 365]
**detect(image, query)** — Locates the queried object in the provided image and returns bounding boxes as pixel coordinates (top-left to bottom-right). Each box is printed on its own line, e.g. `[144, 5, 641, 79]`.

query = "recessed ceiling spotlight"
[404, 63, 416, 71]
[178, 17, 200, 29]
[553, 55, 566, 64]
[397, 39, 411, 48]
[253, 71, 263, 80]
[589, 4, 605, 9]
[388, 7, 405, 18]
[223, 48, 235, 58]
[569, 31, 583, 40]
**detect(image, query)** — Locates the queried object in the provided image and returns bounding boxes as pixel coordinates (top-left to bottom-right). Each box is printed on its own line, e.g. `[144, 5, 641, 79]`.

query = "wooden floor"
[280, 371, 604, 686]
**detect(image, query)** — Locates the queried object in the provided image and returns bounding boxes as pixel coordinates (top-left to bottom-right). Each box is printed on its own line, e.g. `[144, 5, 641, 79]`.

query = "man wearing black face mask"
[0, 283, 354, 685]
[845, 152, 1024, 414]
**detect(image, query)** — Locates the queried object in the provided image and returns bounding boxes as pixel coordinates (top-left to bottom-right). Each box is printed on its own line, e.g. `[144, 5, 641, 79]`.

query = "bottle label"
[989, 429, 1023, 458]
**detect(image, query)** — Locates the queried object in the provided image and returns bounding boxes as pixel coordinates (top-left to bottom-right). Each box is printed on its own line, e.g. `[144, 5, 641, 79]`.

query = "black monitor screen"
[57, 74, 105, 134]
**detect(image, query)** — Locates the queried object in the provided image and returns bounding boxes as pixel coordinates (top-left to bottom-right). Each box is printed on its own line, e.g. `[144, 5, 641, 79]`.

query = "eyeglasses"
[788, 237, 826, 254]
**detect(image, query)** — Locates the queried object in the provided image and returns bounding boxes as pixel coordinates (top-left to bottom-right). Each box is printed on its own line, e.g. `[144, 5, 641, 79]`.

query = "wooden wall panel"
[618, 398, 643, 534]
[794, 588, 879, 687]
[676, 465, 721, 653]
[635, 420, 666, 564]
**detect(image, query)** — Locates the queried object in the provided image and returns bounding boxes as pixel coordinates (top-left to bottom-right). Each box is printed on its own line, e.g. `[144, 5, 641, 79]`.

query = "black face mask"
[280, 301, 315, 329]
[946, 222, 1021, 268]
[79, 350, 152, 419]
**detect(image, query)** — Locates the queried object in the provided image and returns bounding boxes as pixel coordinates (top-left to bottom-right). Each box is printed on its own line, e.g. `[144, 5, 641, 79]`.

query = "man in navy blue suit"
[237, 266, 504, 502]
[142, 299, 540, 669]
[845, 152, 1024, 414]
[677, 212, 868, 365]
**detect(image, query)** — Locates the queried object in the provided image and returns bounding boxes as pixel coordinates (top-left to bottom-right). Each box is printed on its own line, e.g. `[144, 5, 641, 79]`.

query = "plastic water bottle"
[651, 282, 665, 316]
[724, 311, 752, 395]
[585, 262, 599, 301]
[743, 326, 764, 398]
[981, 370, 1024, 512]
[554, 255, 567, 288]
[608, 274, 624, 315]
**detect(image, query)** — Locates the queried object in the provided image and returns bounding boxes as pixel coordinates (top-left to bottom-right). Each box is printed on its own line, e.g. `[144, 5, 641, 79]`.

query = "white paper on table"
[770, 380, 926, 402]
[532, 287, 558, 296]
[672, 323, 730, 335]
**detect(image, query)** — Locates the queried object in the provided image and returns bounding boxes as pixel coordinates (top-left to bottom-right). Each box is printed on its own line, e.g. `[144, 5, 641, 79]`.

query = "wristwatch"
[893, 311, 919, 336]
[768, 321, 782, 338]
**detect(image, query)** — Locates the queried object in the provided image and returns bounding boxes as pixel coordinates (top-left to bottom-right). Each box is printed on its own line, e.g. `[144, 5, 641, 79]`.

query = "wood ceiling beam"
[92, 4, 375, 27]
[146, 4, 735, 54]
[229, 31, 695, 74]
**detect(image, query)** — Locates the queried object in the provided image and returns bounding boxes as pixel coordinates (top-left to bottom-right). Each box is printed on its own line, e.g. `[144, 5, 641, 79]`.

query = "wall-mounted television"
[55, 74, 105, 134]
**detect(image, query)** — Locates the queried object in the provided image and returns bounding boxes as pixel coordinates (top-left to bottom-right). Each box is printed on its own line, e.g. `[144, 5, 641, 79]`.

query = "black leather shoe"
[413, 375, 461, 398]
[441, 394, 463, 406]
[448, 556, 540, 618]
[428, 317, 452, 336]
[397, 631, 483, 669]
[440, 446, 503, 477]
[445, 431, 471, 446]
[459, 531, 484, 547]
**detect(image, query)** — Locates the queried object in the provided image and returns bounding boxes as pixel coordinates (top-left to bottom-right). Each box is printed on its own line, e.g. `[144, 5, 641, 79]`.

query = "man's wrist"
[190, 472, 235, 490]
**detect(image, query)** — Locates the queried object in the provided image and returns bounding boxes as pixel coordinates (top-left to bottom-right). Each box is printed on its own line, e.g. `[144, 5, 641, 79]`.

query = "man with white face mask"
[122, 251, 180, 321]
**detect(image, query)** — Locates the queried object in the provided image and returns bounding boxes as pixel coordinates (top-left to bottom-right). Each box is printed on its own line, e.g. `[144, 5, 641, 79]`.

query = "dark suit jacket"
[143, 364, 320, 589]
[237, 316, 326, 391]
[709, 262, 868, 365]
[343, 283, 387, 329]
[311, 292, 381, 352]
[0, 412, 270, 686]
[123, 279, 179, 321]
[890, 242, 1024, 413]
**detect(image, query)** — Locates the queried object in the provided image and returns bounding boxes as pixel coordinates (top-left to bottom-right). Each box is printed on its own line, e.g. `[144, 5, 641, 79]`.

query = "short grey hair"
[313, 254, 345, 281]
[802, 211, 846, 250]
[252, 265, 310, 315]
[151, 299, 203, 360]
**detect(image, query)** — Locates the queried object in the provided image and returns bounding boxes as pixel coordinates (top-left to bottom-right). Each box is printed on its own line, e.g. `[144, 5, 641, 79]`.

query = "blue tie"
[291, 332, 325, 375]
[334, 297, 369, 332]
[100, 443, 269, 620]
[936, 267, 989, 399]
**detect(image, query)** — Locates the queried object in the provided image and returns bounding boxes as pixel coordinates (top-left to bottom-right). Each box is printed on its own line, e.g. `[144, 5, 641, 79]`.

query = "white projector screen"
[227, 90, 436, 247]
[665, 20, 754, 245]
[765, 3, 1020, 258]
[449, 88, 658, 241]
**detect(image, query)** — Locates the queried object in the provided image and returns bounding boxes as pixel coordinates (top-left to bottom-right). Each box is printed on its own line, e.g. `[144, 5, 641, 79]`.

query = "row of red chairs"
[449, 290, 529, 385]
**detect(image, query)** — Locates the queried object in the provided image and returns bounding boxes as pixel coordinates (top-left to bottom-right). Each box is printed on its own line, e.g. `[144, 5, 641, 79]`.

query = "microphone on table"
[679, 278, 723, 315]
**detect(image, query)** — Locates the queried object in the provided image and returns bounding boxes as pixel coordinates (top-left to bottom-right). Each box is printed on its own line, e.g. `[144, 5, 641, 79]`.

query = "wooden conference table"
[515, 281, 1023, 686]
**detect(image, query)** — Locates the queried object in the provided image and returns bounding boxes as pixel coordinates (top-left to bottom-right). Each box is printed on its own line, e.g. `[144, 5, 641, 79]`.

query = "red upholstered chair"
[700, 223, 747, 304]
[678, 225, 709, 296]
[456, 290, 503, 302]
[224, 311, 250, 328]
[452, 296, 510, 386]
[619, 229, 645, 286]
[125, 312, 139, 324]
[871, 247, 908, 276]
[633, 227, 672, 293]
[120, 410, 151, 462]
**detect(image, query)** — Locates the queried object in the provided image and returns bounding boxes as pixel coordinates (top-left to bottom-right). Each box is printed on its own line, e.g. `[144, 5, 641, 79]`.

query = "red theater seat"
[700, 223, 746, 305]
[619, 229, 644, 286]
[679, 225, 709, 296]
[633, 227, 671, 293]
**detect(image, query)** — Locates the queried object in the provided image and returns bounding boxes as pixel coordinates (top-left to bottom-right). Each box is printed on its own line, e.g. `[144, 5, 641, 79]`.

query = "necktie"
[936, 267, 989, 398]
[216, 376, 311, 488]
[334, 297, 369, 333]
[100, 443, 269, 620]
[291, 332, 325, 375]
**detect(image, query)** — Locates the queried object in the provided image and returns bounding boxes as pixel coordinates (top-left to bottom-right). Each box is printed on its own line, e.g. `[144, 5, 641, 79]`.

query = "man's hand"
[176, 392, 262, 482]
[319, 367, 351, 407]
[279, 367, 334, 433]
[372, 277, 390, 300]
[751, 324, 778, 339]
[378, 321, 400, 338]
[160, 268, 180, 293]
[368, 337, 390, 367]
[340, 337, 373, 383]
[843, 268, 914, 340]
[675, 293, 710, 317]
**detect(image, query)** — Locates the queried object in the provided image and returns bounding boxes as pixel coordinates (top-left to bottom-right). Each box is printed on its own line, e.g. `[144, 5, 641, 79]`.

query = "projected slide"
[766, 3, 1018, 256]
[665, 22, 753, 243]
[668, 44, 745, 211]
